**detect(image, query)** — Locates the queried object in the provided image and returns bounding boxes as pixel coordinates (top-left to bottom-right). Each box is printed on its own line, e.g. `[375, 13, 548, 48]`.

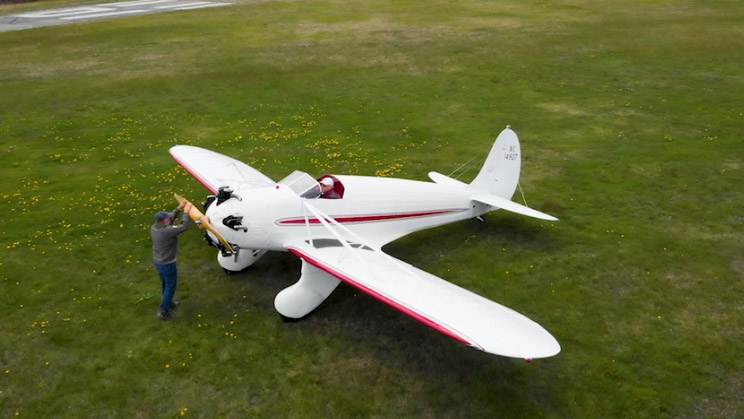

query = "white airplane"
[170, 126, 561, 361]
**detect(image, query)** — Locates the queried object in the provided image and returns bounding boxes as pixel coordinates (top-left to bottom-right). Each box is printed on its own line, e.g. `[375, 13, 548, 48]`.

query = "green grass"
[1, 0, 743, 417]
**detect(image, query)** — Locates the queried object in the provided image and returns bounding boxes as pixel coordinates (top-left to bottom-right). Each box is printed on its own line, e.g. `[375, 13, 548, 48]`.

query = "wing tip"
[170, 148, 218, 194]
[482, 343, 561, 360]
[473, 327, 561, 359]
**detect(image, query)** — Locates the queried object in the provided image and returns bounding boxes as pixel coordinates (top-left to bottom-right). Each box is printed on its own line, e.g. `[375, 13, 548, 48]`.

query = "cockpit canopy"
[278, 171, 323, 198]
[278, 171, 344, 199]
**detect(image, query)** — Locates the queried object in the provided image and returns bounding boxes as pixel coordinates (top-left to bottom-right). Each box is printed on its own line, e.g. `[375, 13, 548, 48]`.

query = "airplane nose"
[174, 193, 236, 254]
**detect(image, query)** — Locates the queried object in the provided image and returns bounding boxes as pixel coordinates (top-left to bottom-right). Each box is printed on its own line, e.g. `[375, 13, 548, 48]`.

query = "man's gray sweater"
[151, 209, 191, 264]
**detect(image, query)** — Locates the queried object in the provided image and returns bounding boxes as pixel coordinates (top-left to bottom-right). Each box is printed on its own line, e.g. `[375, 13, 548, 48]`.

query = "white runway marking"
[113, 0, 173, 6]
[0, 0, 233, 32]
[16, 7, 117, 19]
[62, 9, 147, 21]
[158, 2, 227, 10]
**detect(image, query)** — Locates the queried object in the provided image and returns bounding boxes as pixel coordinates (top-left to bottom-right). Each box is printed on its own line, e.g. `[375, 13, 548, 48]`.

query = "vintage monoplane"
[170, 127, 561, 360]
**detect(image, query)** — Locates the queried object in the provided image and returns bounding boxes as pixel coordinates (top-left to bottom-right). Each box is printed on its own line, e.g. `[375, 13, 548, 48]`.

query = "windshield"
[278, 171, 321, 198]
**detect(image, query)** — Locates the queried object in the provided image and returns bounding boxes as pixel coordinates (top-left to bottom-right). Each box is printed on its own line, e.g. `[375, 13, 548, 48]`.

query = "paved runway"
[0, 0, 232, 32]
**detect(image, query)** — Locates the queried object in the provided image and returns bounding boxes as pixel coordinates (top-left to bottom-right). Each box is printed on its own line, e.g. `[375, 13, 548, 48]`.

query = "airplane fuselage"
[204, 175, 491, 255]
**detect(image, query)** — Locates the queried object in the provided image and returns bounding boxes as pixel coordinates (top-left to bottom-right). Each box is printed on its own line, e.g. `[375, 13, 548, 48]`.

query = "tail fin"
[428, 126, 558, 222]
[470, 127, 521, 199]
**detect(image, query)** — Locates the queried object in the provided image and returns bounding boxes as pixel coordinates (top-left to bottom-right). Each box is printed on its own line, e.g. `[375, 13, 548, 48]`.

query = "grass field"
[1, 0, 743, 417]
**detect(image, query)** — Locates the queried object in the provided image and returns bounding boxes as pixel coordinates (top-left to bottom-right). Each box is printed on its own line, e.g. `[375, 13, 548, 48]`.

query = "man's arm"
[174, 204, 192, 232]
[170, 208, 182, 224]
[160, 207, 190, 236]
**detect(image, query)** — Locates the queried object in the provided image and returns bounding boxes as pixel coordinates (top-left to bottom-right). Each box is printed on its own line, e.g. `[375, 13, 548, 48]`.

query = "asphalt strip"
[0, 0, 232, 32]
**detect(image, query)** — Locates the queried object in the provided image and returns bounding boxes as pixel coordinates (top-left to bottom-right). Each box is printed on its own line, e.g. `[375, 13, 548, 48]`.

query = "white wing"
[170, 145, 274, 193]
[288, 202, 561, 359]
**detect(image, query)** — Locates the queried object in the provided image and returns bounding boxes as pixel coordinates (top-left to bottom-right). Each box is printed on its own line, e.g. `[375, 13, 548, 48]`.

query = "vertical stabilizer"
[470, 127, 521, 199]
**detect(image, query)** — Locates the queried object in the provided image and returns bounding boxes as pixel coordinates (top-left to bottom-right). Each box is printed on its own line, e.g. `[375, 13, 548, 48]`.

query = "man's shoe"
[168, 301, 180, 312]
[157, 310, 172, 321]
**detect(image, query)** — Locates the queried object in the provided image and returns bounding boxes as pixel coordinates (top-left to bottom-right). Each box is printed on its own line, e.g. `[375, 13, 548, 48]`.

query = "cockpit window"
[278, 171, 322, 198]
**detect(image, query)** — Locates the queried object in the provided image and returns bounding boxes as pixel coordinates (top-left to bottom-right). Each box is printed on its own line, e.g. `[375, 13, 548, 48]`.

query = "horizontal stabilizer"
[428, 171, 468, 188]
[472, 193, 558, 221]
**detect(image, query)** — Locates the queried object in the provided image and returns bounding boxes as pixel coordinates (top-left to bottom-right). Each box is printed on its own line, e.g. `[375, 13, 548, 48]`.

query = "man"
[319, 177, 340, 199]
[151, 200, 192, 321]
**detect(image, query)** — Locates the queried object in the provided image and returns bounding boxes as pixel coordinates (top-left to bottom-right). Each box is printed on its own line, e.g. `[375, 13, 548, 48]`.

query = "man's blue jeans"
[155, 262, 177, 313]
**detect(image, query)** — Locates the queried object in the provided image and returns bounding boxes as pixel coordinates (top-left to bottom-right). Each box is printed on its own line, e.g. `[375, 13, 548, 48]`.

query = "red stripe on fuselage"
[278, 208, 467, 226]
[288, 247, 474, 348]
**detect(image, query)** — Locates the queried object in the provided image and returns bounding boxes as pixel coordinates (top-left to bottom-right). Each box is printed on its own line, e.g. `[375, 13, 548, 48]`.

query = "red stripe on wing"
[171, 153, 218, 194]
[288, 247, 475, 349]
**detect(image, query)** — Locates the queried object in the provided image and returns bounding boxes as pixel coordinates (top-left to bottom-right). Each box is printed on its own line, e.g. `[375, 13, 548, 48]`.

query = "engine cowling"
[203, 187, 269, 271]
[218, 248, 267, 272]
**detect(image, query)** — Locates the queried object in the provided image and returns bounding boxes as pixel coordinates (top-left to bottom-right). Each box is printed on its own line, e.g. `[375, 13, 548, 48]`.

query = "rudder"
[470, 127, 521, 199]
